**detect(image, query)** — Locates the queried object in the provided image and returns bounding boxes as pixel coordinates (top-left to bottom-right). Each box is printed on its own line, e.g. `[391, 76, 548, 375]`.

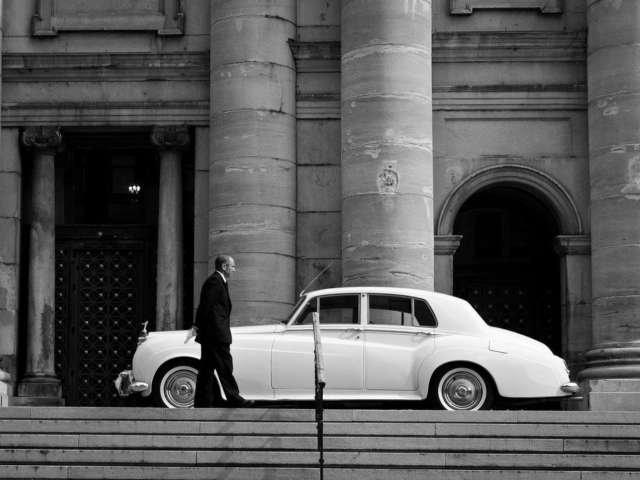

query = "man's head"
[215, 255, 235, 280]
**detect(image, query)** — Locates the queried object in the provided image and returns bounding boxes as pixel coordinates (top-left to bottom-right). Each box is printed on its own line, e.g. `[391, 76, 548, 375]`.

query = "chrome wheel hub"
[439, 369, 486, 410]
[163, 368, 197, 408]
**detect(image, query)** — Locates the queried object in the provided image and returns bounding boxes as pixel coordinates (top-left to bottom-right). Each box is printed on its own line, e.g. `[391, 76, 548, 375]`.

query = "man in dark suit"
[193, 255, 254, 408]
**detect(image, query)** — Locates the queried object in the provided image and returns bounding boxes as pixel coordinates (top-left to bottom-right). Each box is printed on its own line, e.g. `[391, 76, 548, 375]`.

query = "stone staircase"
[1, 406, 640, 479]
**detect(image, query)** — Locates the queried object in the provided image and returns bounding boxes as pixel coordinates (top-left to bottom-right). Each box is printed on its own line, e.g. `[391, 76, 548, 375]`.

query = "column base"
[578, 379, 640, 411]
[11, 396, 65, 407]
[17, 375, 61, 398]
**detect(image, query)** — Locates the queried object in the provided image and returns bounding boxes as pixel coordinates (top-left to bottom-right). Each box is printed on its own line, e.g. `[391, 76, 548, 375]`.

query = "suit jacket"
[194, 271, 233, 344]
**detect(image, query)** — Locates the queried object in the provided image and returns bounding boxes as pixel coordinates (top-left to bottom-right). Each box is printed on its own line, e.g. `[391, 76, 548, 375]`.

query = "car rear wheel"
[430, 366, 494, 411]
[153, 359, 199, 408]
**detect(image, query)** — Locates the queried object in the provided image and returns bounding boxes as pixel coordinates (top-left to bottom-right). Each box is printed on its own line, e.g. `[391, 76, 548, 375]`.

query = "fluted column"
[17, 126, 62, 403]
[151, 125, 190, 331]
[341, 0, 434, 289]
[579, 1, 640, 391]
[209, 0, 297, 324]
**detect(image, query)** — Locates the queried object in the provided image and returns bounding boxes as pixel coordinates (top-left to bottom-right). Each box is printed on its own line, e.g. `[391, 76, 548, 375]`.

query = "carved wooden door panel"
[55, 240, 153, 406]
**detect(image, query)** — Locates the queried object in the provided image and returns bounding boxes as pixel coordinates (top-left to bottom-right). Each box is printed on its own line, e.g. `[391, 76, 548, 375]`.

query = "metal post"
[312, 312, 325, 479]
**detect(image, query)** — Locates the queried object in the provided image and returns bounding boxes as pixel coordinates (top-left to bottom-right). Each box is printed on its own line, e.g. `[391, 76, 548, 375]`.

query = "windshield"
[282, 295, 307, 324]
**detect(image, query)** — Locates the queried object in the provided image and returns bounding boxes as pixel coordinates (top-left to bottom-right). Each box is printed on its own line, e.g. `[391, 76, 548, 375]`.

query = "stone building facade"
[0, 0, 637, 410]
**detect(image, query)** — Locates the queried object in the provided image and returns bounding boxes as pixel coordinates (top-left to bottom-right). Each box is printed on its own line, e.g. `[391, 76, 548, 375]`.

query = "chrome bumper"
[115, 370, 149, 397]
[560, 382, 580, 395]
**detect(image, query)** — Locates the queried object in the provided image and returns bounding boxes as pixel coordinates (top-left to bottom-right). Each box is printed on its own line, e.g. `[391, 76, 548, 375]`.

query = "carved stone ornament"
[378, 168, 399, 194]
[22, 126, 63, 153]
[151, 125, 190, 152]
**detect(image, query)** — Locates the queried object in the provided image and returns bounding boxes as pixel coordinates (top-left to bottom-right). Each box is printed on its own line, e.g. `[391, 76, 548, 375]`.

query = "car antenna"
[299, 262, 333, 297]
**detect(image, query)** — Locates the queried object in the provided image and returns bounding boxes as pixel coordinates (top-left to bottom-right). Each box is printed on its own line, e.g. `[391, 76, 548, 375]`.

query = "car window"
[414, 299, 437, 327]
[369, 295, 437, 327]
[295, 295, 360, 325]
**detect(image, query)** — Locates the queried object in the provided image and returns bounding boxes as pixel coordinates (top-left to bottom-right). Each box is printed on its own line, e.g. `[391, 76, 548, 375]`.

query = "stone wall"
[0, 0, 604, 404]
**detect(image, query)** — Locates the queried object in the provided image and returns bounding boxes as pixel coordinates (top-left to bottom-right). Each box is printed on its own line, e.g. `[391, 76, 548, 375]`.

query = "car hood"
[145, 324, 283, 339]
[488, 326, 552, 355]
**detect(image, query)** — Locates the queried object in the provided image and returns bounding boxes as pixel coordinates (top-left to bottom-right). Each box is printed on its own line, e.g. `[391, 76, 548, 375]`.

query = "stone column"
[151, 125, 190, 331]
[579, 0, 640, 409]
[341, 0, 434, 289]
[209, 0, 297, 324]
[553, 236, 591, 379]
[16, 126, 62, 405]
[434, 235, 462, 295]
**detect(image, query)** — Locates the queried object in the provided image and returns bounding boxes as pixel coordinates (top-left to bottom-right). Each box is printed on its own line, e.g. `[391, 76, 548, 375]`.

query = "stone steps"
[1, 407, 640, 479]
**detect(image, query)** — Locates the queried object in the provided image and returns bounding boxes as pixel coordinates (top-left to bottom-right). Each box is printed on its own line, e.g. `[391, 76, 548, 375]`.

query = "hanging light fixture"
[128, 183, 141, 202]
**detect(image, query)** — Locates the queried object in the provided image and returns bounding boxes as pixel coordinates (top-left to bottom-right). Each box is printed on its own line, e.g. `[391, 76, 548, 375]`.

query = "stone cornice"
[2, 52, 209, 83]
[4, 33, 585, 84]
[435, 235, 464, 256]
[289, 41, 341, 73]
[432, 31, 586, 63]
[433, 86, 587, 111]
[289, 33, 586, 66]
[2, 102, 209, 127]
[553, 235, 591, 257]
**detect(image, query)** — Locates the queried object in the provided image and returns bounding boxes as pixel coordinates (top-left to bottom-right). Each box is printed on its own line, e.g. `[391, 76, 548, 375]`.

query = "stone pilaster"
[151, 125, 190, 331]
[0, 129, 21, 397]
[209, 0, 297, 324]
[552, 235, 591, 379]
[16, 126, 63, 405]
[0, 368, 10, 407]
[341, 0, 434, 289]
[434, 235, 462, 295]
[579, 0, 640, 410]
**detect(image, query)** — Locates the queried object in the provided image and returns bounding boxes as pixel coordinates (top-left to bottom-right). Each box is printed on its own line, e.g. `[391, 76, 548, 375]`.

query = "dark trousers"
[194, 342, 241, 408]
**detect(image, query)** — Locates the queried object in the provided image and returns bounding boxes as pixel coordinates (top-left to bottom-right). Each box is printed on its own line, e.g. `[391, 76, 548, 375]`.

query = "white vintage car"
[117, 287, 579, 410]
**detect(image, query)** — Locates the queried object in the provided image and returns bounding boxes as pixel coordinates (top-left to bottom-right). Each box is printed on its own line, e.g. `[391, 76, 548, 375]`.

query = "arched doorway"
[452, 186, 561, 354]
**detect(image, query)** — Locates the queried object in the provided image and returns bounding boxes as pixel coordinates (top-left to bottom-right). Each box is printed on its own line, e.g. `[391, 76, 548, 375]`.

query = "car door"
[271, 294, 364, 397]
[364, 294, 436, 392]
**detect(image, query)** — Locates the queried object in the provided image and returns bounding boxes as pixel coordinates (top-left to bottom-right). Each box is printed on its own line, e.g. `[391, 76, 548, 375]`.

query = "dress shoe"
[228, 397, 255, 408]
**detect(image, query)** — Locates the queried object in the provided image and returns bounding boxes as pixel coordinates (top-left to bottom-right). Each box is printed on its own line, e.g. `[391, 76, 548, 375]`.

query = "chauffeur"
[193, 255, 254, 408]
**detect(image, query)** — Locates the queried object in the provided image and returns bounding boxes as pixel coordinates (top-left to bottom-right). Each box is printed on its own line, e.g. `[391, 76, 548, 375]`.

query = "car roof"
[304, 286, 459, 302]
[302, 286, 488, 336]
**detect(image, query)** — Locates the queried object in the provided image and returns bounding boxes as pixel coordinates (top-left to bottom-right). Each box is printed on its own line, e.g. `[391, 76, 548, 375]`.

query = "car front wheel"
[430, 366, 494, 411]
[153, 359, 199, 408]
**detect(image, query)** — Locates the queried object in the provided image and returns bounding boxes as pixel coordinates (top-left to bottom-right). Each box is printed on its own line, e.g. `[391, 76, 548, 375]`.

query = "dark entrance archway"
[453, 186, 561, 355]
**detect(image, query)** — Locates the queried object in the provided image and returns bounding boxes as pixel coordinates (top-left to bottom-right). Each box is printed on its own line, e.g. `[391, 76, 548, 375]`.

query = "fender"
[133, 335, 200, 397]
[418, 335, 570, 399]
[133, 329, 278, 399]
